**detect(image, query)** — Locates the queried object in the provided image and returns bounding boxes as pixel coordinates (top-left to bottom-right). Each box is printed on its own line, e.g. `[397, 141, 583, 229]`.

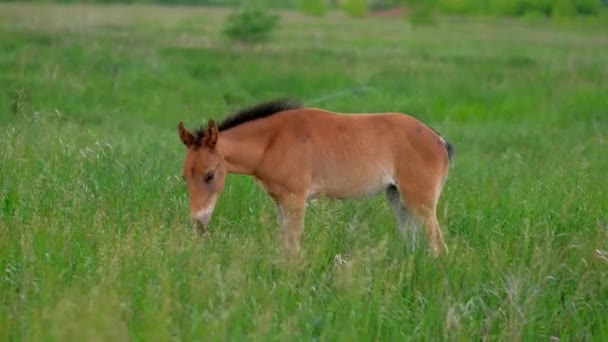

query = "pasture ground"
[0, 4, 607, 340]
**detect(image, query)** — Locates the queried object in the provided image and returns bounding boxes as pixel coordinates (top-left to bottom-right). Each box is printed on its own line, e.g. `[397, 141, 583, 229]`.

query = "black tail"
[444, 139, 454, 161]
[428, 125, 454, 162]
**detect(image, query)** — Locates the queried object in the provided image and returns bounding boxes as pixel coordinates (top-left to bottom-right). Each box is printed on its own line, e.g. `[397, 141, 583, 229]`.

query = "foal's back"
[266, 108, 450, 199]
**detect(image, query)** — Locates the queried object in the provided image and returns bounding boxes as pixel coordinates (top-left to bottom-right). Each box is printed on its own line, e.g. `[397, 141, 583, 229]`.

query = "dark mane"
[194, 98, 302, 143]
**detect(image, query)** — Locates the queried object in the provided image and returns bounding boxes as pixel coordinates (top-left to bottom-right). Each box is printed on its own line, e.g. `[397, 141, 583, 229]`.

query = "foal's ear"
[178, 122, 195, 147]
[204, 119, 219, 149]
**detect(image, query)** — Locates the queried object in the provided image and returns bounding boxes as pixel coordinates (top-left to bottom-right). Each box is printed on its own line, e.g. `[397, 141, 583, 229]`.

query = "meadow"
[0, 3, 607, 340]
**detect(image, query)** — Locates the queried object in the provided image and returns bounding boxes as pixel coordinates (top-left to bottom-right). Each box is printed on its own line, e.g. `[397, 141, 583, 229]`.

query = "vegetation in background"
[400, 0, 606, 24]
[425, 0, 604, 17]
[0, 3, 607, 341]
[222, 6, 280, 43]
[2, 0, 604, 18]
[405, 0, 438, 24]
[298, 0, 329, 16]
[339, 0, 369, 17]
[369, 0, 402, 9]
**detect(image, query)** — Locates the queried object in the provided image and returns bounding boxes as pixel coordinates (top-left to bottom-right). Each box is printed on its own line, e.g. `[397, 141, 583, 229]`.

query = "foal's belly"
[305, 115, 399, 199]
[308, 168, 395, 199]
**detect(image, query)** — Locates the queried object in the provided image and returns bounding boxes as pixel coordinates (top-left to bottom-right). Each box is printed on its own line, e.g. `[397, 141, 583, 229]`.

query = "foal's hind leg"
[385, 185, 419, 251]
[417, 207, 446, 256]
[396, 179, 448, 256]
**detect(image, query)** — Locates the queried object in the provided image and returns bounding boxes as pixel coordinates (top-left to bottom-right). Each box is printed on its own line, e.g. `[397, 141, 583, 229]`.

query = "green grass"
[1, 3, 607, 340]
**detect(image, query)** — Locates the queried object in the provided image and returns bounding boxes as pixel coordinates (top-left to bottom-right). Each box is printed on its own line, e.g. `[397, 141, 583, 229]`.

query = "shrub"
[522, 9, 546, 22]
[409, 5, 436, 25]
[438, 0, 483, 14]
[572, 0, 602, 15]
[339, 0, 369, 17]
[404, 0, 438, 25]
[430, 0, 604, 18]
[222, 7, 280, 44]
[552, 0, 577, 17]
[490, 0, 601, 17]
[298, 0, 329, 16]
[369, 0, 402, 10]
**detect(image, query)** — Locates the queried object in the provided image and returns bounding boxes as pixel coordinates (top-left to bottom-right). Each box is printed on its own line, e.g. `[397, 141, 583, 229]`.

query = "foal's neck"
[217, 122, 274, 176]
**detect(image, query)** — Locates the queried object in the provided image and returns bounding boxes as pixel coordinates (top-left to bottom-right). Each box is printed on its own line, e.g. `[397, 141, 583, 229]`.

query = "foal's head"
[177, 120, 227, 232]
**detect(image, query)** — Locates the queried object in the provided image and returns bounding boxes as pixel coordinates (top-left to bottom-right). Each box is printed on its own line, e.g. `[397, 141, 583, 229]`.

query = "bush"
[369, 0, 402, 10]
[222, 7, 280, 44]
[490, 0, 602, 17]
[408, 0, 605, 17]
[404, 0, 438, 24]
[409, 5, 436, 25]
[339, 0, 369, 17]
[552, 0, 577, 17]
[298, 0, 329, 16]
[490, 0, 551, 17]
[572, 0, 602, 15]
[438, 0, 485, 14]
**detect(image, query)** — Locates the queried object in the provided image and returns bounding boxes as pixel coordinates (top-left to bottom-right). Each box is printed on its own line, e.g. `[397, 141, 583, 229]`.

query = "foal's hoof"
[430, 244, 448, 257]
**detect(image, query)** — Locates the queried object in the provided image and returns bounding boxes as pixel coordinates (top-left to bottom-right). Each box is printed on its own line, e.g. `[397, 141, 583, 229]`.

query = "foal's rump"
[301, 109, 451, 199]
[309, 109, 451, 167]
[380, 112, 453, 166]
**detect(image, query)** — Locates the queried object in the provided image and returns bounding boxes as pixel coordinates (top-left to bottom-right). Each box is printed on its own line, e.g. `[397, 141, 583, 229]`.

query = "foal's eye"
[203, 170, 215, 183]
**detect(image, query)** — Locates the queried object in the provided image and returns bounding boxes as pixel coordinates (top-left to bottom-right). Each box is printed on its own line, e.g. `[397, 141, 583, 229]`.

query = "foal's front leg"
[276, 194, 306, 258]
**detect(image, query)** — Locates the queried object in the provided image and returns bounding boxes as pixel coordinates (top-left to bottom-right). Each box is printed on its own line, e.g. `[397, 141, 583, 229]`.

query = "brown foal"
[178, 99, 453, 256]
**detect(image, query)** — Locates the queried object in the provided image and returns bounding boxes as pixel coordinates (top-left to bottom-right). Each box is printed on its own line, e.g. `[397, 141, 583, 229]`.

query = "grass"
[1, 3, 607, 340]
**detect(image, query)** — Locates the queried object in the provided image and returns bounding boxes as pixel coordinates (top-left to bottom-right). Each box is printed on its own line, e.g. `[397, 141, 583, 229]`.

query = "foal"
[178, 99, 453, 256]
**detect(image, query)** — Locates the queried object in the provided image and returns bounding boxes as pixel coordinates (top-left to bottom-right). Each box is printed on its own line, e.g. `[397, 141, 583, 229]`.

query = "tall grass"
[0, 3, 607, 340]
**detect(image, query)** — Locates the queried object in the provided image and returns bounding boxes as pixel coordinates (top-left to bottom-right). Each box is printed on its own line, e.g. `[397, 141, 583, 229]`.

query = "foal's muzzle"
[193, 219, 208, 234]
[190, 198, 217, 234]
[191, 209, 212, 234]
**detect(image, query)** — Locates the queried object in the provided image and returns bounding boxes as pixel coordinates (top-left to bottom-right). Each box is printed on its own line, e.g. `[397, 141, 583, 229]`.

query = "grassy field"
[1, 3, 607, 340]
